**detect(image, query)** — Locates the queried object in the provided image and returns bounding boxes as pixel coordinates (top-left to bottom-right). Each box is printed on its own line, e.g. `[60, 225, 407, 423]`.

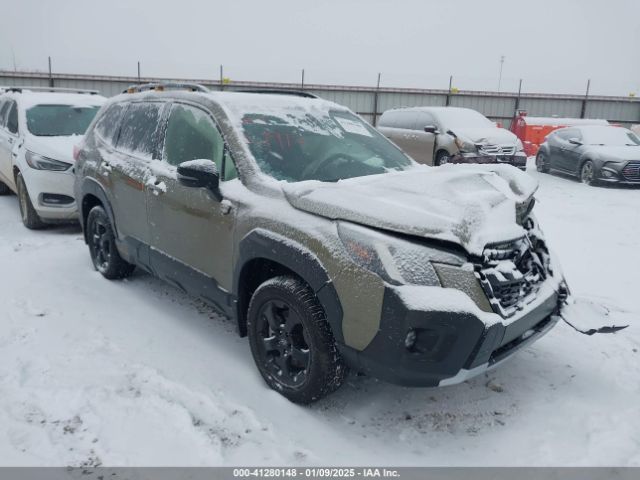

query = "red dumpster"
[510, 112, 609, 157]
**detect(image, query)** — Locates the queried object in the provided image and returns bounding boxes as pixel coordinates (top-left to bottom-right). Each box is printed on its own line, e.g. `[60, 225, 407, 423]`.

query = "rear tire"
[435, 150, 450, 166]
[536, 152, 550, 173]
[247, 275, 347, 404]
[16, 172, 46, 230]
[86, 205, 135, 279]
[0, 179, 11, 196]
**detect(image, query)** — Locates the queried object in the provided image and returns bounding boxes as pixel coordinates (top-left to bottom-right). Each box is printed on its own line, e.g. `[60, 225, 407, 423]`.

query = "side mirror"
[177, 159, 222, 201]
[424, 125, 439, 134]
[568, 138, 582, 146]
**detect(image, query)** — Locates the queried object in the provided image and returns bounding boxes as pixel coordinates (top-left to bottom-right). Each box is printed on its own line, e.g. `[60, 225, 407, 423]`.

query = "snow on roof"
[520, 116, 609, 126]
[3, 91, 107, 110]
[206, 91, 347, 117]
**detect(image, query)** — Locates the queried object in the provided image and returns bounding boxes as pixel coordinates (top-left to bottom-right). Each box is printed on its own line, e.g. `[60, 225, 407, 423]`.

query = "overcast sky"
[1, 0, 638, 96]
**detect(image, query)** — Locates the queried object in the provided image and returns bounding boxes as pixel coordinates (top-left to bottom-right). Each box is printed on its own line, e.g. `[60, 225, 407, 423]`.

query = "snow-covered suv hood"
[282, 164, 538, 255]
[453, 127, 519, 146]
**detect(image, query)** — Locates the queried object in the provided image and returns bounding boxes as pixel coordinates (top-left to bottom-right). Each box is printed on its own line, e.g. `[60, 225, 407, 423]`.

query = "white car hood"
[282, 164, 539, 255]
[25, 134, 83, 164]
[453, 127, 518, 146]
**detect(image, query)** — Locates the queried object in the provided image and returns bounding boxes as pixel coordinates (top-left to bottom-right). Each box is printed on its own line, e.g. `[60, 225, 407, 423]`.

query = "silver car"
[378, 107, 526, 169]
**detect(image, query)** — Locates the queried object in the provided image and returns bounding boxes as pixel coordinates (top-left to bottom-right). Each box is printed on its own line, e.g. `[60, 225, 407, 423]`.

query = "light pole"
[498, 55, 505, 92]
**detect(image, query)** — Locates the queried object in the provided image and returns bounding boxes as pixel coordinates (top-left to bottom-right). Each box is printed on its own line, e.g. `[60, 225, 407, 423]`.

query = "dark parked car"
[536, 125, 640, 185]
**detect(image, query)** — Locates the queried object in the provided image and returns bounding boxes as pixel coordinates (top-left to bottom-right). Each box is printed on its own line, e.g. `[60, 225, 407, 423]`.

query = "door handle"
[220, 199, 233, 215]
[148, 180, 166, 196]
[101, 162, 112, 177]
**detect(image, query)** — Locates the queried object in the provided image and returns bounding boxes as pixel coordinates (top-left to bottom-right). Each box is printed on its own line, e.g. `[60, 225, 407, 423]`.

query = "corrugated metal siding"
[518, 98, 583, 118]
[2, 71, 638, 129]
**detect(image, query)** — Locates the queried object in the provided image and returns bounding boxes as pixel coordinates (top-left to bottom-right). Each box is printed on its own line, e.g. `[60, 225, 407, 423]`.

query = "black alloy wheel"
[247, 276, 347, 404]
[86, 206, 135, 279]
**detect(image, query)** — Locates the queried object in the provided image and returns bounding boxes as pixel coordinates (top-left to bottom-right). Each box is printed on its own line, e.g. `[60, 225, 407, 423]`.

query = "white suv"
[0, 88, 106, 228]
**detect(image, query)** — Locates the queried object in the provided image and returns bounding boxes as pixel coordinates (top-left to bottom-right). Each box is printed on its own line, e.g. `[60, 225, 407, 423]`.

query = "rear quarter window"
[95, 103, 127, 145]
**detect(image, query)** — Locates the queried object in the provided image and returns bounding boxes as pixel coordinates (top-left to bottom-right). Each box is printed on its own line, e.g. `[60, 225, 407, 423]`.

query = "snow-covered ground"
[1, 166, 639, 467]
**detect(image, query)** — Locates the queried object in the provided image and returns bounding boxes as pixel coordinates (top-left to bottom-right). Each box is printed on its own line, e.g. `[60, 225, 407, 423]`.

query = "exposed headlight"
[338, 222, 468, 286]
[454, 137, 477, 153]
[338, 223, 493, 311]
[25, 151, 71, 171]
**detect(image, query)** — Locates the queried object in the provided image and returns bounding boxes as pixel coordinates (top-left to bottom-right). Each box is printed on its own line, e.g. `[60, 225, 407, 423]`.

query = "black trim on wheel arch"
[80, 178, 118, 242]
[235, 229, 344, 343]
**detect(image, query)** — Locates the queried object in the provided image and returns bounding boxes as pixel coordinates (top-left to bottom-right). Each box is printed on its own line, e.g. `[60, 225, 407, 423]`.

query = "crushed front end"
[339, 215, 567, 388]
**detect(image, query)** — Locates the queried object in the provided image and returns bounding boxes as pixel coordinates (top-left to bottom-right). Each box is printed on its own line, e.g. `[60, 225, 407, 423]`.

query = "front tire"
[16, 172, 46, 229]
[86, 205, 135, 279]
[536, 152, 550, 173]
[247, 276, 347, 404]
[580, 160, 596, 185]
[434, 150, 450, 166]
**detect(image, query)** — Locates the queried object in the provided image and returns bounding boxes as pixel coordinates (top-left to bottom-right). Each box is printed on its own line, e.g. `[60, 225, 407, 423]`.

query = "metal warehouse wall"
[2, 70, 639, 129]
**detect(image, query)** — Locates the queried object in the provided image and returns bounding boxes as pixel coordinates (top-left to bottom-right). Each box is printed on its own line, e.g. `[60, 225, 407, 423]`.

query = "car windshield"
[234, 105, 413, 182]
[434, 108, 495, 129]
[26, 104, 101, 136]
[582, 127, 640, 146]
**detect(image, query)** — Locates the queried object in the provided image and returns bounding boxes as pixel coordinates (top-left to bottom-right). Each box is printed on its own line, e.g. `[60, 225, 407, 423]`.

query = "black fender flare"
[234, 228, 344, 343]
[79, 178, 118, 243]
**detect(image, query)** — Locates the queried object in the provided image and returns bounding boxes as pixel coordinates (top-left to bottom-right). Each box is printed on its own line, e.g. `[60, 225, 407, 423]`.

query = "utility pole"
[301, 69, 305, 90]
[372, 72, 381, 126]
[580, 79, 591, 118]
[220, 65, 224, 91]
[48, 56, 54, 88]
[446, 75, 453, 106]
[514, 78, 523, 119]
[498, 55, 505, 92]
[137, 61, 141, 84]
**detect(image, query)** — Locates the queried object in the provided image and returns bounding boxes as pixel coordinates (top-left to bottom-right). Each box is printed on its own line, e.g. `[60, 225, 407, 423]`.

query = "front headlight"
[454, 137, 477, 153]
[338, 222, 493, 312]
[516, 139, 525, 152]
[337, 222, 463, 286]
[25, 151, 71, 171]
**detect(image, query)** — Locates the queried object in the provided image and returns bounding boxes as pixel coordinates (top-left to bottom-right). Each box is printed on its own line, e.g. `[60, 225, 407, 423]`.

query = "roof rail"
[4, 86, 99, 95]
[238, 89, 318, 99]
[124, 82, 210, 94]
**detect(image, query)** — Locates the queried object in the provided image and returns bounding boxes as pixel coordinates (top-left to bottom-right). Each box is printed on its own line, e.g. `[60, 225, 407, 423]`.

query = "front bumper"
[339, 282, 562, 387]
[449, 152, 527, 171]
[598, 162, 640, 185]
[20, 166, 78, 220]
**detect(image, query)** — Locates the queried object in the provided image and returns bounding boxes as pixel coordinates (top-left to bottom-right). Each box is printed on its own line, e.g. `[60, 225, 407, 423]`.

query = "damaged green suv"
[75, 85, 567, 403]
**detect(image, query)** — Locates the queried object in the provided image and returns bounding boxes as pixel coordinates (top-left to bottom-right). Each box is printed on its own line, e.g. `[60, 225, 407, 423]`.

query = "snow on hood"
[282, 164, 538, 255]
[587, 145, 640, 161]
[25, 134, 83, 164]
[453, 127, 518, 146]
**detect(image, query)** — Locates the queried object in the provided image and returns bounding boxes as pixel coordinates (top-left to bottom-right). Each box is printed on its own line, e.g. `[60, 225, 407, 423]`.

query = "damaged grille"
[475, 232, 550, 318]
[622, 161, 640, 181]
[478, 144, 517, 156]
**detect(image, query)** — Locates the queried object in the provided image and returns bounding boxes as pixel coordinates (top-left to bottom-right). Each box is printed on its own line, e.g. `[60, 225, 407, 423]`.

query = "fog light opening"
[404, 329, 417, 350]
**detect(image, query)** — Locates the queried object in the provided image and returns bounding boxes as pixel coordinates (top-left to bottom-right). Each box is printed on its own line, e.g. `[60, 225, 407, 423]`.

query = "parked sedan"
[536, 125, 640, 186]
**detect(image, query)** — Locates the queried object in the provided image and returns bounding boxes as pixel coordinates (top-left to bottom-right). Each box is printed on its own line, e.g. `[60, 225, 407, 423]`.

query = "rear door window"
[6, 101, 18, 134]
[116, 102, 163, 158]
